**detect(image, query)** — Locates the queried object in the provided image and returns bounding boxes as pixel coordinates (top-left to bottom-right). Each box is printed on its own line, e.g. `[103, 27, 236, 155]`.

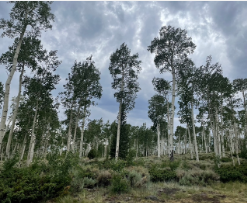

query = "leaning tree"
[0, 1, 55, 153]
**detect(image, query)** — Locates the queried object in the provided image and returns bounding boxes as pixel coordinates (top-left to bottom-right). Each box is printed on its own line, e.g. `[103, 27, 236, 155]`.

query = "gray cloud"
[0, 1, 247, 130]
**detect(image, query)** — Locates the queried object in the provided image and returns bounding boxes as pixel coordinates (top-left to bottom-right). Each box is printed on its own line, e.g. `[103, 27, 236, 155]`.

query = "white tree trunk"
[187, 125, 193, 159]
[72, 107, 80, 153]
[157, 122, 160, 158]
[19, 135, 27, 161]
[27, 102, 38, 166]
[160, 138, 164, 156]
[233, 122, 241, 165]
[0, 25, 27, 153]
[66, 108, 73, 153]
[191, 103, 199, 162]
[202, 124, 208, 153]
[6, 66, 24, 159]
[215, 109, 221, 158]
[210, 120, 219, 156]
[169, 71, 176, 156]
[79, 106, 86, 158]
[115, 73, 124, 161]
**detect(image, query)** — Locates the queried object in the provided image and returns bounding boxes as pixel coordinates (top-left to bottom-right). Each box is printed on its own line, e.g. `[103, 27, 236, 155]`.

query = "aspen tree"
[0, 2, 54, 152]
[148, 26, 196, 158]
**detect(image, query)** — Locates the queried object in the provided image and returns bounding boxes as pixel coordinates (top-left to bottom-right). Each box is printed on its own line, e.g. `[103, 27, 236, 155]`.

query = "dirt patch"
[192, 193, 226, 203]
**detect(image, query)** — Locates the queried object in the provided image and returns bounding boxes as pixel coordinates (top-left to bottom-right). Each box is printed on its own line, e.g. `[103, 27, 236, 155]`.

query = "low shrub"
[239, 148, 247, 159]
[88, 149, 98, 159]
[125, 166, 150, 188]
[0, 152, 77, 203]
[133, 158, 145, 166]
[149, 165, 176, 182]
[100, 159, 126, 172]
[177, 168, 219, 186]
[215, 163, 247, 183]
[110, 174, 129, 194]
[221, 157, 232, 162]
[97, 170, 112, 186]
[83, 177, 97, 188]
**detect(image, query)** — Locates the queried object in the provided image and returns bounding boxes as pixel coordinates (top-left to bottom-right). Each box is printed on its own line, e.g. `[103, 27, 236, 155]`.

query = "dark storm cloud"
[206, 2, 247, 80]
[0, 1, 247, 130]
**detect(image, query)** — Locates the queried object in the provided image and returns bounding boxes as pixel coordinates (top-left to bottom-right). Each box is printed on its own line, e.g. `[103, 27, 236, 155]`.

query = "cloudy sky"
[0, 1, 247, 130]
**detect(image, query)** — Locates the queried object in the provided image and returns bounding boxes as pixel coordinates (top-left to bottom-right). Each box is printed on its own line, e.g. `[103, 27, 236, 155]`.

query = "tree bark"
[27, 101, 38, 166]
[191, 102, 199, 162]
[79, 105, 86, 158]
[187, 124, 193, 159]
[0, 24, 27, 153]
[169, 71, 176, 157]
[66, 107, 73, 153]
[6, 66, 25, 159]
[157, 122, 160, 158]
[115, 73, 124, 160]
[19, 135, 27, 161]
[72, 106, 80, 153]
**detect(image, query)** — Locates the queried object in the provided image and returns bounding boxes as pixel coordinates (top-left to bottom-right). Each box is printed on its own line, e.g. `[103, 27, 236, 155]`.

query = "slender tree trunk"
[160, 138, 164, 156]
[233, 122, 241, 165]
[66, 107, 73, 153]
[0, 25, 27, 153]
[184, 132, 187, 154]
[208, 131, 211, 153]
[115, 73, 124, 161]
[11, 142, 17, 158]
[79, 106, 86, 158]
[72, 106, 80, 153]
[191, 103, 199, 162]
[187, 124, 193, 159]
[242, 91, 247, 147]
[19, 135, 27, 161]
[210, 118, 219, 156]
[6, 66, 25, 159]
[178, 134, 181, 155]
[202, 124, 208, 153]
[157, 122, 160, 158]
[215, 109, 222, 158]
[27, 101, 38, 166]
[136, 139, 138, 157]
[169, 71, 176, 157]
[229, 130, 235, 166]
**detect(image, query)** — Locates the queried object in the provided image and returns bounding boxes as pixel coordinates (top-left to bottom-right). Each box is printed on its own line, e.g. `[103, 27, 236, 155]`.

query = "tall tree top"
[0, 1, 54, 38]
[109, 43, 141, 112]
[147, 25, 196, 73]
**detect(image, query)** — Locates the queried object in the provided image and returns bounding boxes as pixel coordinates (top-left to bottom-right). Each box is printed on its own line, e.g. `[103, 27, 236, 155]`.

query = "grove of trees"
[0, 1, 247, 167]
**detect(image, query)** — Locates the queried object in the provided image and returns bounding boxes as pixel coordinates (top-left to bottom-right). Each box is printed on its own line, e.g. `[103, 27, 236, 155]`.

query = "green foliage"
[110, 174, 129, 194]
[149, 164, 177, 182]
[215, 163, 247, 183]
[83, 177, 97, 188]
[88, 149, 98, 159]
[98, 159, 126, 172]
[0, 153, 78, 203]
[125, 166, 150, 188]
[127, 170, 142, 187]
[2, 154, 19, 172]
[214, 155, 221, 167]
[221, 157, 232, 162]
[178, 169, 219, 186]
[110, 160, 126, 172]
[239, 147, 247, 159]
[126, 149, 136, 166]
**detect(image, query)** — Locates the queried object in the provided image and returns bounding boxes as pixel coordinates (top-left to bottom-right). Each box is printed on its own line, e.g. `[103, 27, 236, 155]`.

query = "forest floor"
[49, 181, 247, 203]
[46, 154, 247, 203]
